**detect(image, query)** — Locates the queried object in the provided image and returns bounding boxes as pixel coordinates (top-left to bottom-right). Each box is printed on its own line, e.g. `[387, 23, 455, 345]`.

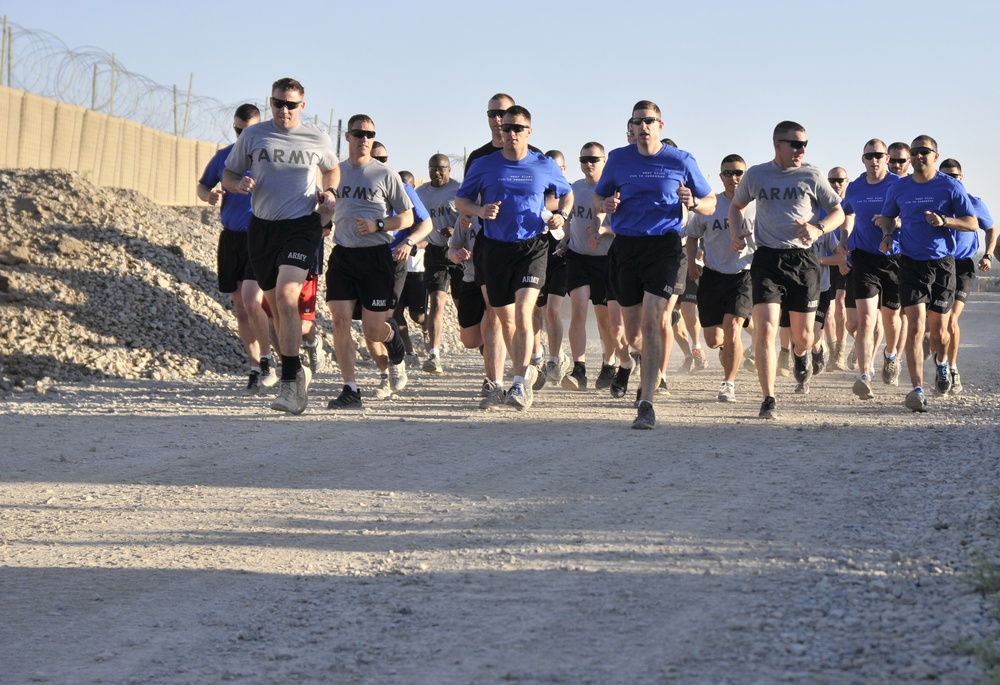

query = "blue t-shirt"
[954, 194, 994, 259]
[880, 172, 976, 260]
[199, 144, 252, 232]
[593, 144, 712, 237]
[456, 150, 572, 242]
[389, 184, 432, 249]
[843, 172, 900, 254]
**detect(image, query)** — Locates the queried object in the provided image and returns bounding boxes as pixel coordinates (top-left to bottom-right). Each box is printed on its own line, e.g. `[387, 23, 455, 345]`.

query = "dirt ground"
[3, 294, 1000, 684]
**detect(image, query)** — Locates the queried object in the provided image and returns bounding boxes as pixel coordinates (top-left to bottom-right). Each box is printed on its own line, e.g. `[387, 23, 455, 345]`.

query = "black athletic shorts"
[697, 267, 752, 328]
[955, 257, 976, 304]
[424, 244, 464, 297]
[607, 232, 684, 307]
[325, 243, 396, 312]
[830, 266, 848, 292]
[851, 249, 900, 310]
[457, 279, 486, 329]
[779, 287, 832, 328]
[750, 245, 821, 312]
[899, 255, 956, 313]
[479, 234, 548, 308]
[681, 275, 699, 304]
[217, 229, 255, 293]
[394, 271, 428, 319]
[538, 235, 568, 306]
[247, 212, 323, 291]
[566, 250, 609, 306]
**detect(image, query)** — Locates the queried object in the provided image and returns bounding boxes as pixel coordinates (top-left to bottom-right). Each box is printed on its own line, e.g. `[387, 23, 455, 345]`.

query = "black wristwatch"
[376, 219, 385, 232]
[554, 210, 568, 220]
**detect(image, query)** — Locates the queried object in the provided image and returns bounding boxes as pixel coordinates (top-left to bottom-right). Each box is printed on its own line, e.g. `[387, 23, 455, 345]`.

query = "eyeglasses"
[910, 146, 936, 156]
[629, 117, 660, 126]
[720, 169, 745, 178]
[942, 171, 961, 179]
[579, 156, 604, 164]
[828, 178, 847, 184]
[373, 155, 388, 163]
[501, 123, 529, 133]
[271, 97, 303, 111]
[778, 139, 808, 150]
[888, 157, 908, 165]
[487, 109, 506, 119]
[349, 129, 376, 139]
[862, 152, 886, 161]
[429, 165, 450, 171]
[234, 126, 245, 136]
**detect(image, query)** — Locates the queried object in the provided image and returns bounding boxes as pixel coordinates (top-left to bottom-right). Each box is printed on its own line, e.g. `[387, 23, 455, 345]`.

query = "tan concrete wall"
[0, 85, 219, 205]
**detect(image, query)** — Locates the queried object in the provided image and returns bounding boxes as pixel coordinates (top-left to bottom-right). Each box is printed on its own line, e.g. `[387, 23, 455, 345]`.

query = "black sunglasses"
[579, 156, 604, 164]
[373, 155, 388, 163]
[828, 177, 848, 184]
[233, 125, 245, 136]
[720, 169, 745, 178]
[486, 108, 507, 119]
[910, 146, 936, 156]
[942, 171, 961, 179]
[778, 139, 808, 150]
[629, 116, 660, 126]
[271, 97, 302, 111]
[501, 123, 529, 133]
[349, 129, 376, 139]
[889, 157, 908, 165]
[862, 152, 886, 161]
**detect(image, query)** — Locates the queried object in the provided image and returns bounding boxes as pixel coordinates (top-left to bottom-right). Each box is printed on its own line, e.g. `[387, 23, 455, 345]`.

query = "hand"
[441, 225, 454, 238]
[207, 189, 225, 206]
[392, 243, 411, 262]
[449, 247, 471, 263]
[481, 201, 501, 220]
[872, 214, 894, 232]
[603, 191, 620, 215]
[795, 219, 822, 245]
[689, 263, 703, 281]
[731, 233, 749, 253]
[839, 262, 851, 276]
[677, 181, 693, 208]
[317, 190, 337, 212]
[356, 217, 379, 235]
[979, 256, 993, 272]
[459, 215, 473, 230]
[237, 176, 255, 194]
[879, 233, 894, 254]
[547, 212, 565, 231]
[924, 210, 947, 227]
[835, 241, 850, 256]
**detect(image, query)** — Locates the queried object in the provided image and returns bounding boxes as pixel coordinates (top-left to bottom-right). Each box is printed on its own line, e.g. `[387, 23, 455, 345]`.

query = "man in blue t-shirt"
[593, 100, 716, 430]
[455, 105, 574, 412]
[197, 103, 275, 395]
[938, 159, 997, 395]
[875, 136, 978, 412]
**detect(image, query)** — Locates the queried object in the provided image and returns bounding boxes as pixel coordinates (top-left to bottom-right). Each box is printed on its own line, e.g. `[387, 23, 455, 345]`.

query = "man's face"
[372, 145, 388, 164]
[941, 166, 962, 182]
[720, 161, 746, 195]
[487, 97, 513, 137]
[888, 148, 910, 176]
[861, 143, 887, 177]
[827, 167, 848, 198]
[909, 139, 938, 174]
[629, 108, 663, 146]
[270, 88, 304, 130]
[773, 129, 807, 168]
[579, 146, 605, 179]
[500, 113, 531, 152]
[233, 115, 259, 138]
[429, 156, 451, 187]
[346, 119, 375, 159]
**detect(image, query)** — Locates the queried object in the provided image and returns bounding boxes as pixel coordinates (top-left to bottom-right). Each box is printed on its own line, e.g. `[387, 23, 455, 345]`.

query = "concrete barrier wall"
[0, 85, 219, 206]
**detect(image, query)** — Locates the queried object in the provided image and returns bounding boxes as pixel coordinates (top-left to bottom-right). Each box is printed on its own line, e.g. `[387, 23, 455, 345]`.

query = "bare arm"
[980, 224, 997, 272]
[222, 169, 253, 195]
[196, 183, 224, 206]
[728, 196, 750, 252]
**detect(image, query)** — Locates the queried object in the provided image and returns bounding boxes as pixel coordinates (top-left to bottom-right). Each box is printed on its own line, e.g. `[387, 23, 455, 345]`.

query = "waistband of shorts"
[480, 233, 547, 248]
[250, 212, 320, 228]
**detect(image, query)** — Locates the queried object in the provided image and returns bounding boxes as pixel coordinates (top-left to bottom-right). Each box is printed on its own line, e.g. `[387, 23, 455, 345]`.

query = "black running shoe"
[595, 363, 617, 390]
[385, 318, 406, 365]
[759, 396, 778, 420]
[328, 384, 363, 409]
[610, 364, 632, 398]
[793, 352, 812, 384]
[631, 401, 655, 429]
[812, 347, 826, 376]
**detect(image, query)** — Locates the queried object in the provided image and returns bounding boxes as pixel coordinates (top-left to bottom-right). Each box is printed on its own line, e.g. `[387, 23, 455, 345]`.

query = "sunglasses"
[828, 178, 847, 184]
[373, 155, 388, 163]
[233, 125, 245, 136]
[629, 116, 660, 126]
[889, 157, 908, 165]
[778, 139, 808, 150]
[349, 129, 376, 139]
[942, 171, 961, 179]
[271, 97, 302, 111]
[501, 123, 529, 133]
[862, 152, 886, 161]
[487, 109, 507, 119]
[720, 169, 745, 178]
[910, 146, 936, 156]
[579, 156, 604, 164]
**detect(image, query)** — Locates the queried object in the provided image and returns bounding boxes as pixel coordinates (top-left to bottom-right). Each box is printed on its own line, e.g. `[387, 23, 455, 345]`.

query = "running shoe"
[743, 354, 757, 373]
[935, 359, 951, 395]
[718, 381, 735, 403]
[811, 346, 826, 376]
[654, 375, 670, 395]
[303, 340, 325, 375]
[405, 353, 420, 371]
[793, 352, 812, 385]
[905, 388, 928, 413]
[882, 354, 900, 386]
[847, 344, 857, 371]
[950, 369, 963, 395]
[479, 384, 506, 410]
[422, 354, 444, 375]
[531, 359, 547, 391]
[385, 318, 406, 365]
[852, 376, 874, 400]
[679, 355, 694, 373]
[244, 370, 261, 396]
[691, 348, 708, 373]
[545, 359, 563, 386]
[373, 373, 393, 399]
[505, 382, 531, 411]
[480, 377, 496, 397]
[271, 366, 311, 414]
[631, 401, 656, 430]
[595, 363, 617, 390]
[259, 357, 278, 388]
[777, 348, 791, 377]
[758, 396, 778, 420]
[389, 362, 407, 392]
[561, 366, 587, 391]
[794, 380, 810, 395]
[328, 384, 362, 410]
[610, 364, 632, 399]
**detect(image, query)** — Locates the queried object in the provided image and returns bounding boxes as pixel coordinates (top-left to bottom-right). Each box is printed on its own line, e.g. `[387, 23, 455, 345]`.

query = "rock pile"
[0, 169, 464, 390]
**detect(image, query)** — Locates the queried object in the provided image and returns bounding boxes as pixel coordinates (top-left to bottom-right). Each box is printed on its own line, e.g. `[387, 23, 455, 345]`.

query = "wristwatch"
[689, 197, 699, 210]
[405, 238, 415, 247]
[554, 210, 568, 220]
[817, 222, 826, 233]
[376, 219, 385, 232]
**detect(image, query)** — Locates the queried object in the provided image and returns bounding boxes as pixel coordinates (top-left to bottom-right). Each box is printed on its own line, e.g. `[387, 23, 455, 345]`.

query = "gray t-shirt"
[415, 179, 460, 248]
[733, 161, 841, 250]
[812, 229, 839, 292]
[224, 120, 337, 221]
[448, 224, 479, 283]
[685, 193, 755, 274]
[567, 178, 613, 256]
[332, 160, 414, 248]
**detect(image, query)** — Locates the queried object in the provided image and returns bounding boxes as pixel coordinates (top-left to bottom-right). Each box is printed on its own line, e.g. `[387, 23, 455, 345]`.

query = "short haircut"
[503, 105, 531, 123]
[863, 138, 886, 151]
[544, 150, 565, 164]
[721, 154, 745, 167]
[428, 153, 450, 167]
[632, 100, 661, 116]
[912, 135, 938, 151]
[661, 138, 677, 148]
[372, 141, 386, 154]
[888, 142, 910, 155]
[234, 103, 260, 122]
[773, 120, 805, 139]
[271, 77, 304, 96]
[399, 170, 415, 186]
[581, 141, 605, 155]
[347, 113, 373, 129]
[939, 158, 962, 172]
[491, 92, 515, 105]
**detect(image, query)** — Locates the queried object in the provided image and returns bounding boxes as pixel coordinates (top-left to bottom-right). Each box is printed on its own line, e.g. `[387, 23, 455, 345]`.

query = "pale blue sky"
[7, 2, 1000, 213]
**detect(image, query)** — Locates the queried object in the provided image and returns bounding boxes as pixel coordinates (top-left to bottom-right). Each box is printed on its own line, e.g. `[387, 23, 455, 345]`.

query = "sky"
[6, 1, 1000, 214]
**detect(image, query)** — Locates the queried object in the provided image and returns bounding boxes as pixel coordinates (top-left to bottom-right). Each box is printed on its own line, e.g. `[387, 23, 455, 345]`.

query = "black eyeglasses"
[942, 171, 961, 179]
[720, 169, 745, 178]
[501, 123, 529, 133]
[863, 152, 886, 161]
[828, 177, 847, 184]
[910, 146, 936, 156]
[579, 156, 604, 164]
[889, 157, 908, 165]
[778, 139, 808, 150]
[271, 97, 303, 111]
[373, 155, 388, 163]
[487, 109, 506, 119]
[349, 129, 376, 139]
[629, 117, 660, 126]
